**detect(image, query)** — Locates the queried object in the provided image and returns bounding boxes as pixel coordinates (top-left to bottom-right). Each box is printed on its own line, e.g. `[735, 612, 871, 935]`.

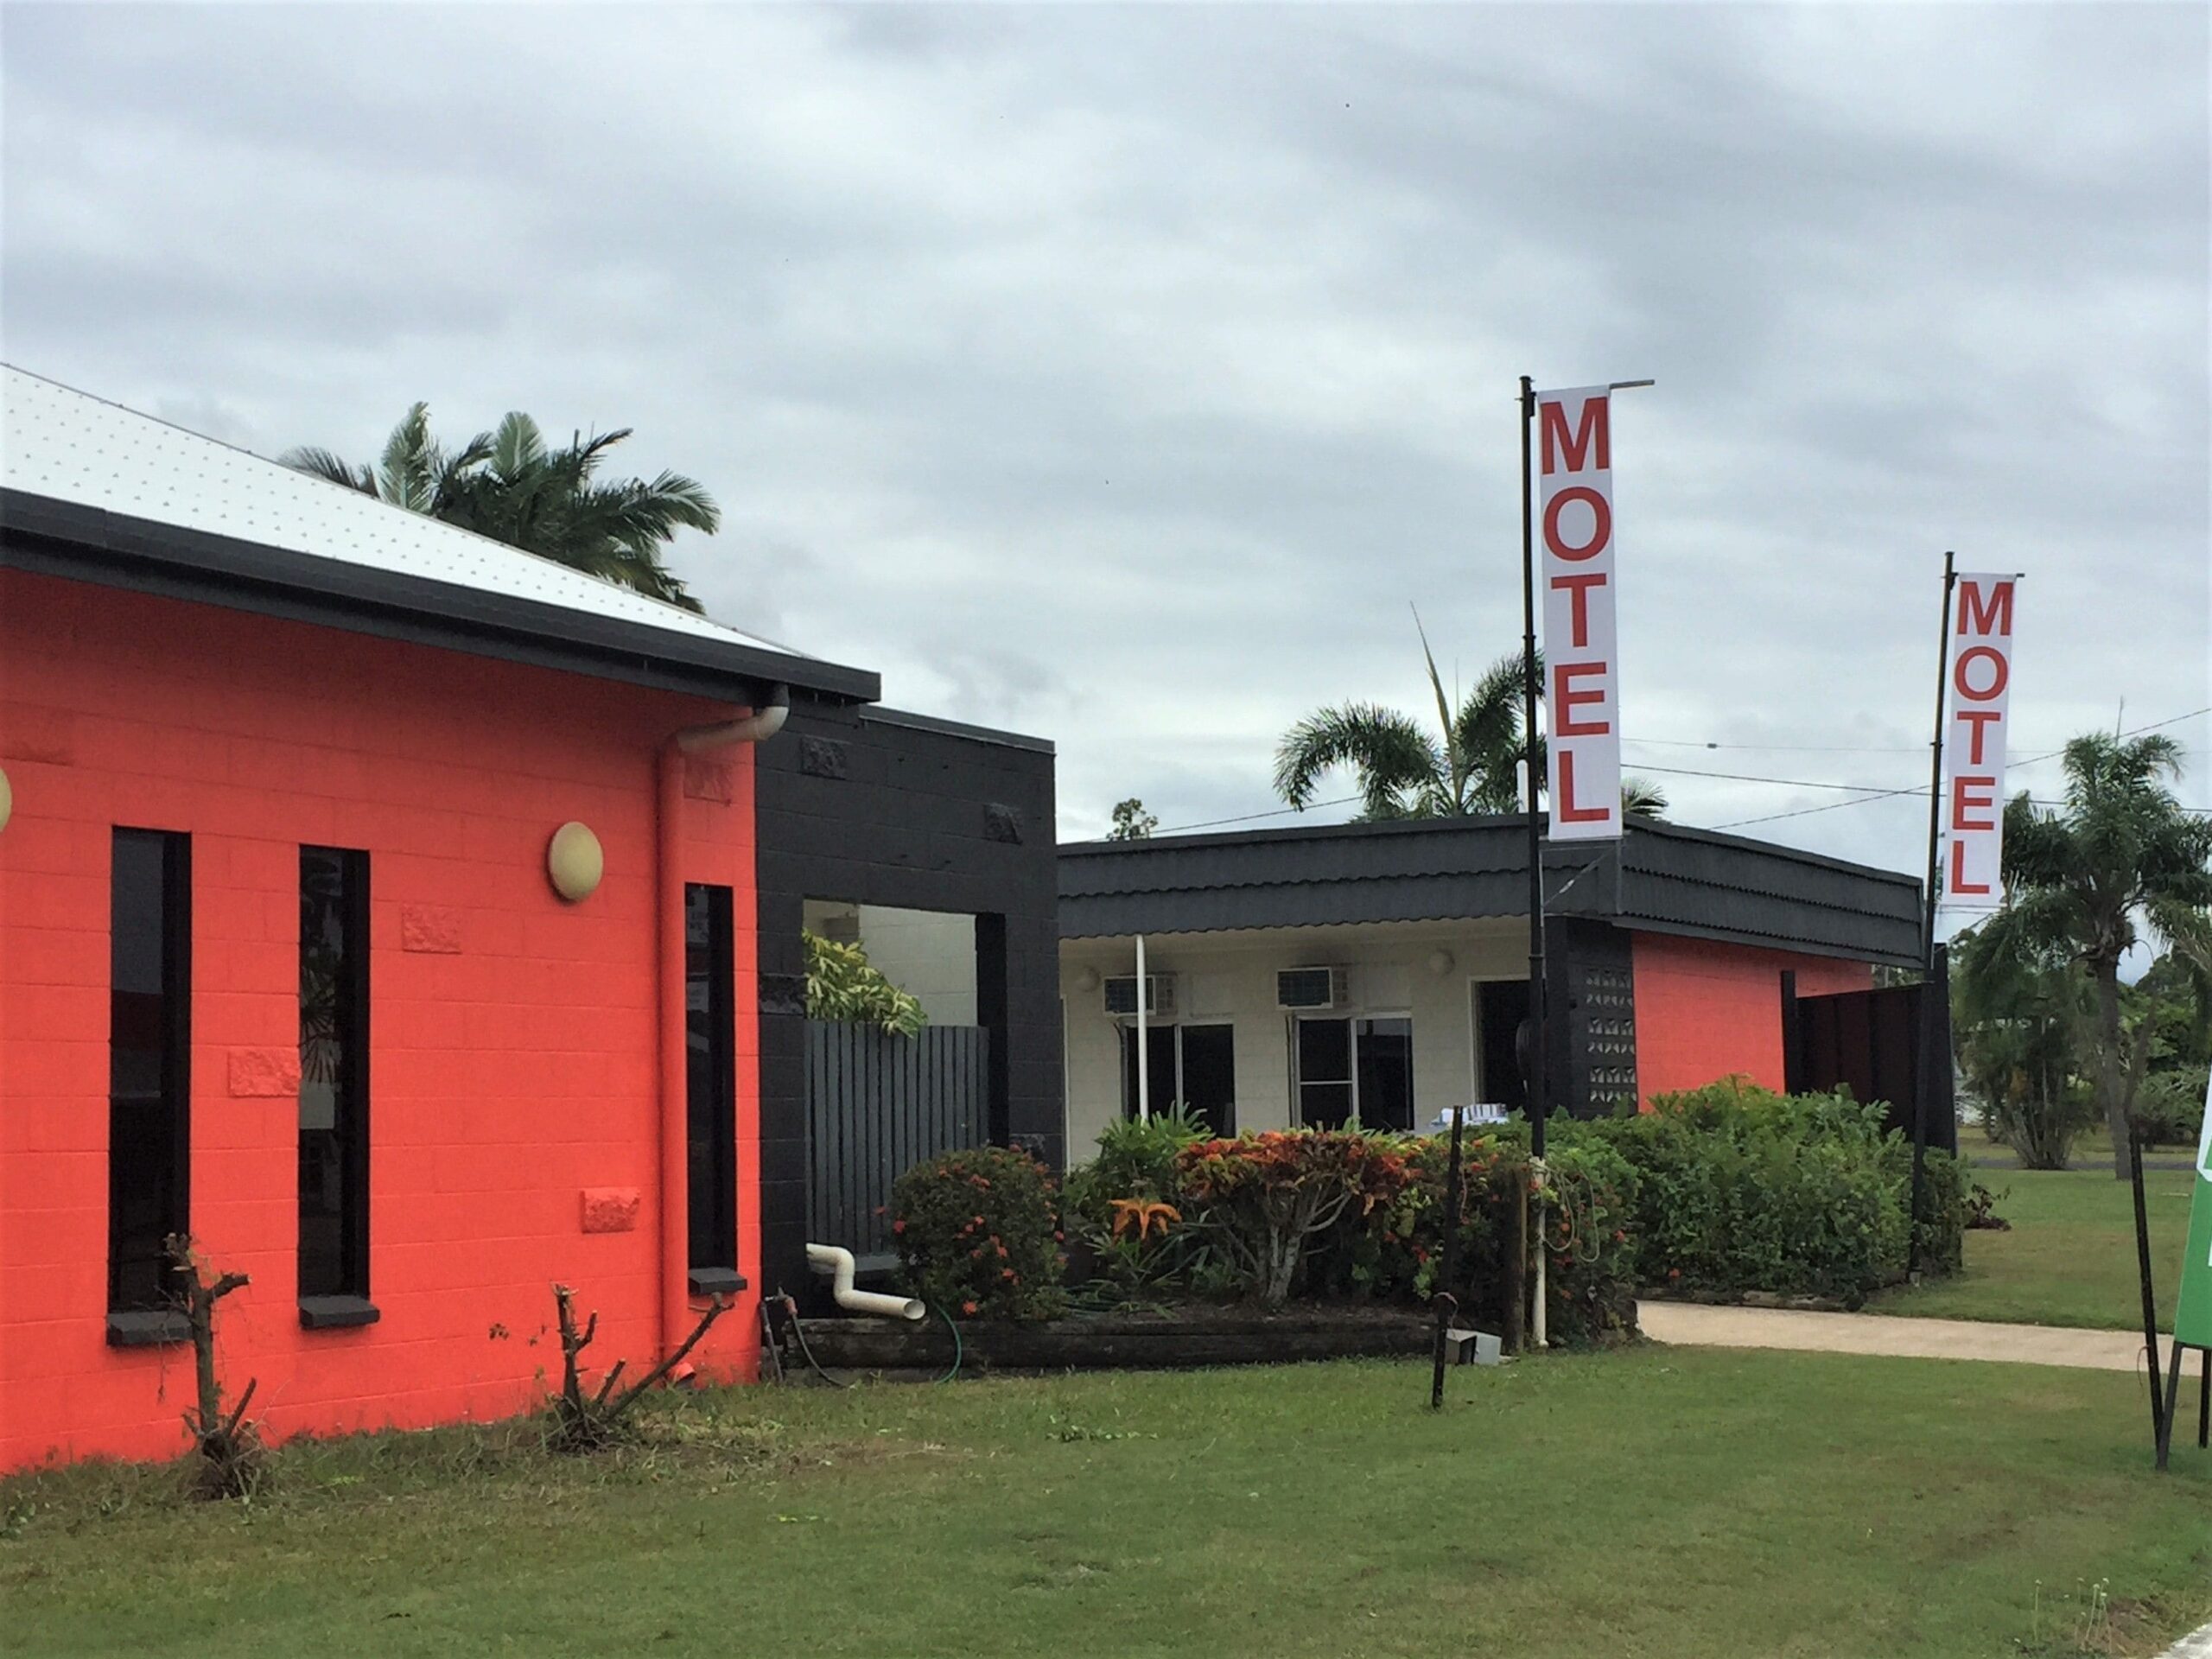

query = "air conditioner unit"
[1103, 974, 1179, 1019]
[1277, 966, 1351, 1012]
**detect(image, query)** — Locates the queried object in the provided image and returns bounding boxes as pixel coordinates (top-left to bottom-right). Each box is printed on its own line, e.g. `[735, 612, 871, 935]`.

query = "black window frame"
[1293, 1014, 1414, 1132]
[107, 827, 192, 1338]
[297, 845, 376, 1325]
[685, 883, 742, 1291]
[1118, 1020, 1237, 1137]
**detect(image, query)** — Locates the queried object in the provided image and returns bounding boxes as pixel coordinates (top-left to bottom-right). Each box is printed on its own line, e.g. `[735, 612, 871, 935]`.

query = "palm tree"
[282, 405, 717, 613]
[1965, 733, 2212, 1177]
[1274, 622, 1667, 822]
[1949, 918, 2095, 1169]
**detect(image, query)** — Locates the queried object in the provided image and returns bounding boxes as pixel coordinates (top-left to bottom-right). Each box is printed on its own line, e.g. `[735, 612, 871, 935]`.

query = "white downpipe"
[1135, 933, 1150, 1122]
[1531, 1157, 1549, 1350]
[806, 1243, 925, 1321]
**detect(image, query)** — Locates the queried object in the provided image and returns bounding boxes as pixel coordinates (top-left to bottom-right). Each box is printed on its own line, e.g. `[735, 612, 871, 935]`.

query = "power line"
[1624, 706, 2209, 763]
[1710, 709, 2212, 829]
[1635, 761, 1910, 793]
[1145, 793, 1363, 836]
[1116, 707, 2212, 841]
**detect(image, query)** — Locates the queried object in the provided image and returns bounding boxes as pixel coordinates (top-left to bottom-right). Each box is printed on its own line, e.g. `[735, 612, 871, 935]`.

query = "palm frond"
[1413, 608, 1469, 813]
[278, 447, 375, 493]
[1272, 702, 1444, 819]
[1454, 649, 1540, 814]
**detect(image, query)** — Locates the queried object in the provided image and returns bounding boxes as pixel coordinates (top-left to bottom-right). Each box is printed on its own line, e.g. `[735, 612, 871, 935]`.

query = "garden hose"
[932, 1303, 963, 1385]
[772, 1292, 850, 1389]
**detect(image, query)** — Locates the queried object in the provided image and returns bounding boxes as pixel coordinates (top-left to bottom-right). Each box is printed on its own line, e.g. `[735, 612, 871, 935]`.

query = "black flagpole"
[1520, 377, 1548, 1170]
[1910, 551, 1955, 1277]
[1518, 376, 1549, 1354]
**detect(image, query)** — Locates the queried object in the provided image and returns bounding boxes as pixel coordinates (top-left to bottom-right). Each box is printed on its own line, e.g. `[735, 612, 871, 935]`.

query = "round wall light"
[1427, 948, 1456, 978]
[546, 821, 604, 903]
[0, 766, 11, 836]
[1074, 965, 1102, 994]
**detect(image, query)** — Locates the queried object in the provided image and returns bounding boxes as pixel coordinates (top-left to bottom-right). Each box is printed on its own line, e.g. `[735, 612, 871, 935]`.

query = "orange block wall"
[1630, 932, 1873, 1108]
[0, 569, 761, 1471]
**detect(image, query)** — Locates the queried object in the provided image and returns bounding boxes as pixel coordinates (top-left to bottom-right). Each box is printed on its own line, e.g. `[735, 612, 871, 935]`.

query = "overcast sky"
[4, 3, 2206, 901]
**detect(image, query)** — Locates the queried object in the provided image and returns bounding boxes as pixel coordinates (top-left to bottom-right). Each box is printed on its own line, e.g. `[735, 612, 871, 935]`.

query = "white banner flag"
[1943, 573, 2017, 906]
[1536, 385, 1622, 840]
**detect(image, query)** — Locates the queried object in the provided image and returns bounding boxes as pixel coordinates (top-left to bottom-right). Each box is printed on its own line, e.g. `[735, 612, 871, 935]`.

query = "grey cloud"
[3, 3, 2203, 885]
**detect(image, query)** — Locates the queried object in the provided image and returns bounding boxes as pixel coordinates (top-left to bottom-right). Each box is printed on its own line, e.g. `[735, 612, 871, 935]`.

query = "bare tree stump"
[546, 1283, 729, 1453]
[162, 1235, 262, 1500]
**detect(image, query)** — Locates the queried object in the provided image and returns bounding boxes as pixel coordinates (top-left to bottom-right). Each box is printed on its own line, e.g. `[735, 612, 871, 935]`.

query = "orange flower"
[1108, 1198, 1181, 1241]
[961, 1300, 978, 1316]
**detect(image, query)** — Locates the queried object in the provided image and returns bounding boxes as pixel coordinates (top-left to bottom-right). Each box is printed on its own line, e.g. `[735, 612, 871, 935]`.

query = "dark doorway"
[1476, 979, 1532, 1111]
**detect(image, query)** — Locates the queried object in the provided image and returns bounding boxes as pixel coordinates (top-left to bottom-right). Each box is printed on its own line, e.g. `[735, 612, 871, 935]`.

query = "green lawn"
[4, 1351, 2208, 1657]
[1872, 1152, 2196, 1332]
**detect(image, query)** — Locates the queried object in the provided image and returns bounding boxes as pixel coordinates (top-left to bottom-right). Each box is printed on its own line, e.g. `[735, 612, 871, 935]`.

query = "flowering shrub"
[1175, 1130, 1415, 1309]
[890, 1146, 1066, 1320]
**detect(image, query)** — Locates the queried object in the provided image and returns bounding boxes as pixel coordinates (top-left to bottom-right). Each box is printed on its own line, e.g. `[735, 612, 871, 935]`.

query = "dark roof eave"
[0, 487, 882, 706]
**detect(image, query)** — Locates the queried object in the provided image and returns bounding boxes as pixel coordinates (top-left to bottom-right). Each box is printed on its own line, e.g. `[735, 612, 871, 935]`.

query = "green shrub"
[1580, 1078, 1955, 1305]
[891, 1146, 1066, 1320]
[1059, 1110, 1215, 1302]
[2133, 1067, 2208, 1149]
[804, 932, 925, 1036]
[1061, 1109, 1210, 1225]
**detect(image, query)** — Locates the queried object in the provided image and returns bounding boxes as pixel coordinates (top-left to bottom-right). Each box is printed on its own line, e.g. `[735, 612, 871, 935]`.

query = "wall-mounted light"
[1427, 949, 1456, 979]
[0, 766, 10, 836]
[1074, 965, 1101, 994]
[546, 821, 604, 903]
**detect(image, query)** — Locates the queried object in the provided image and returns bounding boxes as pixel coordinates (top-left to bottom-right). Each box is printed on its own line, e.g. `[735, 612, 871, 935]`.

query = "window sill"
[687, 1268, 747, 1297]
[106, 1309, 193, 1348]
[299, 1295, 380, 1330]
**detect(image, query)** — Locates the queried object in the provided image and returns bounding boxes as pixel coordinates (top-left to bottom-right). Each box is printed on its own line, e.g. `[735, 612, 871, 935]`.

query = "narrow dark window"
[685, 884, 739, 1284]
[108, 829, 190, 1314]
[1354, 1017, 1415, 1132]
[299, 847, 371, 1311]
[1295, 1017, 1354, 1129]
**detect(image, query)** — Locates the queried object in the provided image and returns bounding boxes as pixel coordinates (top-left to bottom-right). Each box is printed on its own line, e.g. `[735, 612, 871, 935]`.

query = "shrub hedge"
[1579, 1078, 1963, 1304]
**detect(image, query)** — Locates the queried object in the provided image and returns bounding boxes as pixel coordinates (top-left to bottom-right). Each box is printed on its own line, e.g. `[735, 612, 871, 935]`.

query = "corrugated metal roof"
[1058, 815, 1925, 967]
[0, 365, 878, 702]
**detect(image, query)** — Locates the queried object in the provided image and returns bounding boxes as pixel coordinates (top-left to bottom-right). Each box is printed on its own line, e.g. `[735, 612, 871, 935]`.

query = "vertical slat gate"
[804, 1020, 993, 1267]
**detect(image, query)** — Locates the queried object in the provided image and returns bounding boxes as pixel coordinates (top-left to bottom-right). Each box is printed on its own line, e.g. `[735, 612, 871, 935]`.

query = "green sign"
[2177, 1072, 2212, 1351]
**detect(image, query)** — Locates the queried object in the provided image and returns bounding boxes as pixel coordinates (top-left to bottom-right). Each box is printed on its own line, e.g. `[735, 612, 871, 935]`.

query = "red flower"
[1001, 1268, 1016, 1281]
[892, 1218, 906, 1234]
[1668, 1267, 1681, 1281]
[962, 1300, 978, 1316]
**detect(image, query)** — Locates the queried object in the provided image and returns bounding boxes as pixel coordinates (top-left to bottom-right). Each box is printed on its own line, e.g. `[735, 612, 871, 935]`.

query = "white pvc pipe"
[1135, 933, 1150, 1122]
[806, 1243, 925, 1321]
[1531, 1157, 1549, 1350]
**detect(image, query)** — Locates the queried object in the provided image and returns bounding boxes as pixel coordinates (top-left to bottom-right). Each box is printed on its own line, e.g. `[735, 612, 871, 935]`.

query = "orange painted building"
[0, 369, 880, 1471]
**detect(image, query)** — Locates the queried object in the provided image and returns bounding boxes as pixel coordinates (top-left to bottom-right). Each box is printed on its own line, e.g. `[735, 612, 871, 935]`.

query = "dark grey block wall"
[753, 699, 1061, 1300]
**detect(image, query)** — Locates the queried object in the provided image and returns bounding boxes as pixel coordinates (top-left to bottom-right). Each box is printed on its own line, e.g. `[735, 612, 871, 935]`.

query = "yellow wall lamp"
[546, 821, 604, 903]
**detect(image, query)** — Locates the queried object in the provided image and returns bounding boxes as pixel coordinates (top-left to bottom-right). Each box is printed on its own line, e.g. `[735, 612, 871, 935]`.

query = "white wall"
[805, 899, 979, 1027]
[1058, 918, 1529, 1161]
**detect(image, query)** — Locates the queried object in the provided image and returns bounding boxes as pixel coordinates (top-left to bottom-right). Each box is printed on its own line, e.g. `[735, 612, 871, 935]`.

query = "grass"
[1871, 1138, 2197, 1332]
[3, 1350, 2209, 1658]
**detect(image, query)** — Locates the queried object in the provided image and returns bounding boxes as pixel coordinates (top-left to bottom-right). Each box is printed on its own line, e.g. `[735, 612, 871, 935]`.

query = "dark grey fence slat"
[803, 1021, 992, 1263]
